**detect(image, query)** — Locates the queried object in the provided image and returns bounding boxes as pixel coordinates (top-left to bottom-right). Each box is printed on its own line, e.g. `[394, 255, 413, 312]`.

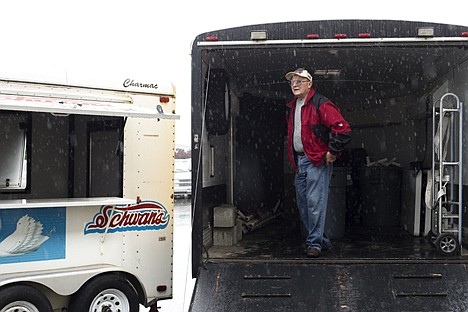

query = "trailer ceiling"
[202, 41, 468, 109]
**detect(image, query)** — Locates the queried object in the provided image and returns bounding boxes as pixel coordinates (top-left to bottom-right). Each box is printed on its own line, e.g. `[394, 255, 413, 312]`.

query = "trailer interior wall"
[32, 114, 70, 198]
[345, 94, 419, 166]
[0, 112, 122, 200]
[234, 94, 285, 214]
[202, 58, 466, 200]
[201, 49, 467, 157]
[199, 50, 468, 191]
[453, 58, 468, 234]
[192, 22, 468, 270]
[0, 113, 70, 199]
[73, 116, 123, 198]
[454, 58, 468, 185]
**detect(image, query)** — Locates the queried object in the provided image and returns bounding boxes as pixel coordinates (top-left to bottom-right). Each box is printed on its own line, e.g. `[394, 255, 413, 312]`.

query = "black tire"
[435, 233, 460, 256]
[0, 284, 53, 312]
[68, 274, 139, 312]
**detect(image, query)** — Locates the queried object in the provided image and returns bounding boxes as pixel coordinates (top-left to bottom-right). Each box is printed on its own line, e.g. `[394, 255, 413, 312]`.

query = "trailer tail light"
[462, 32, 468, 37]
[358, 33, 372, 38]
[306, 34, 320, 39]
[205, 35, 218, 41]
[157, 285, 167, 292]
[160, 96, 170, 103]
[335, 33, 347, 39]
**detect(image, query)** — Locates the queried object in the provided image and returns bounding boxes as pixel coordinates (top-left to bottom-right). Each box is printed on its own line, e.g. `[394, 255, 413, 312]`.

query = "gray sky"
[2, 0, 467, 146]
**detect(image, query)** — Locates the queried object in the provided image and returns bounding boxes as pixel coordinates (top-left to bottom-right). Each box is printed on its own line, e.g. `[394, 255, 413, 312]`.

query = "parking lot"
[140, 198, 195, 312]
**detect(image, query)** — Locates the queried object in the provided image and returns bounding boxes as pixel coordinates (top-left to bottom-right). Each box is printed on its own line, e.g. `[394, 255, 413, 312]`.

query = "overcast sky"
[1, 0, 467, 147]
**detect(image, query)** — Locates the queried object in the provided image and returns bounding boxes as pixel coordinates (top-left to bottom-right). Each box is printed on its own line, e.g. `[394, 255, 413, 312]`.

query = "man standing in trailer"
[285, 68, 351, 258]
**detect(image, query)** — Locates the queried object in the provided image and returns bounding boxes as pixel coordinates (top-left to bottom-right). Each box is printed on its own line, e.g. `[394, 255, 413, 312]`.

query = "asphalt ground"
[141, 198, 195, 312]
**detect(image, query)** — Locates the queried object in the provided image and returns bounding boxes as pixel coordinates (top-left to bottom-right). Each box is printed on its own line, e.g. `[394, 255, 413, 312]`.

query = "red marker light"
[306, 34, 320, 39]
[358, 33, 372, 38]
[205, 35, 218, 41]
[461, 32, 468, 37]
[160, 96, 170, 103]
[335, 33, 347, 39]
[157, 285, 167, 292]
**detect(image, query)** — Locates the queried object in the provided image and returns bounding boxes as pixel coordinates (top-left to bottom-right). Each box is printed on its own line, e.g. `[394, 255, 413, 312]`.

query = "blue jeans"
[294, 154, 332, 251]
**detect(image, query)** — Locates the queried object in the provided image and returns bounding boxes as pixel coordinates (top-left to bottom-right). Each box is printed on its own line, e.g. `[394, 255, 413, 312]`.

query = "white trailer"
[0, 74, 179, 311]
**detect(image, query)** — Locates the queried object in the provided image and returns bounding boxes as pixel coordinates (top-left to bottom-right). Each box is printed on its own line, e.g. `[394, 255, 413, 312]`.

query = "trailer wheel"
[435, 233, 460, 256]
[68, 274, 139, 312]
[0, 284, 53, 312]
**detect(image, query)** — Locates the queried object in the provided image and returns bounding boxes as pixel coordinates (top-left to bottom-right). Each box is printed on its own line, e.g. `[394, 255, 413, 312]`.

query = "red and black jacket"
[286, 88, 351, 171]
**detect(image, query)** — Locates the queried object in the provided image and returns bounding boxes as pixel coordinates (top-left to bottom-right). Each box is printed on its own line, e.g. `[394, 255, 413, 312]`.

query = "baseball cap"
[285, 68, 313, 82]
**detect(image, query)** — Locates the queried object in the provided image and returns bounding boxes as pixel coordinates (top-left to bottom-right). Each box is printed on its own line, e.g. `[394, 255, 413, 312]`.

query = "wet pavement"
[140, 198, 195, 312]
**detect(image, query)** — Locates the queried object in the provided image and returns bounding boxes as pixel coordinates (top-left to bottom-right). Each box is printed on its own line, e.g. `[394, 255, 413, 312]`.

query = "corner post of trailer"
[191, 43, 204, 278]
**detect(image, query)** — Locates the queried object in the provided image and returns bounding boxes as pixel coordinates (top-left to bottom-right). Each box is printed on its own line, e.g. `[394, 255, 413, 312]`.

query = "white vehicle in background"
[0, 73, 178, 311]
[175, 158, 192, 198]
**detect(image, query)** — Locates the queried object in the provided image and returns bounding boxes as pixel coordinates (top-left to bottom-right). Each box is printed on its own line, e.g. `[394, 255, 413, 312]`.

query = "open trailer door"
[190, 19, 468, 311]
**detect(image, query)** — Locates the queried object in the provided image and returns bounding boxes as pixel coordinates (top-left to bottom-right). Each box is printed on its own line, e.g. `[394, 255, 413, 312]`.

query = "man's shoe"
[306, 247, 321, 258]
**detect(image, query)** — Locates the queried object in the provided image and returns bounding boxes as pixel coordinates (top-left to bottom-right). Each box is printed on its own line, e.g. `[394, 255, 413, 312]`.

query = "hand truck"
[428, 93, 463, 256]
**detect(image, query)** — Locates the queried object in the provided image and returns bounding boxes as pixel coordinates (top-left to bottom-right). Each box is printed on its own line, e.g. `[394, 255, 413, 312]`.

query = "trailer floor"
[190, 261, 468, 312]
[191, 219, 468, 312]
[206, 217, 466, 260]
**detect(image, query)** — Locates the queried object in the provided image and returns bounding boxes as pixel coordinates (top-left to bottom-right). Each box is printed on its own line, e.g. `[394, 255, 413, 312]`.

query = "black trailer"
[190, 19, 468, 311]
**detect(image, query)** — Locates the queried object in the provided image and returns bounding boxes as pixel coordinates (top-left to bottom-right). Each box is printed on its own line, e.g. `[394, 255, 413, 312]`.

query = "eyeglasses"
[289, 80, 309, 86]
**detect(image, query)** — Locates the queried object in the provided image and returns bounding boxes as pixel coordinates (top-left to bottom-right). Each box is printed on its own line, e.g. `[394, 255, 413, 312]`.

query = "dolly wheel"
[435, 233, 460, 256]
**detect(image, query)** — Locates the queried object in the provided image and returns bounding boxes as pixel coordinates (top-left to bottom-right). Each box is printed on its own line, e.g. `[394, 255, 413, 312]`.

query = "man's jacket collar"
[286, 88, 316, 108]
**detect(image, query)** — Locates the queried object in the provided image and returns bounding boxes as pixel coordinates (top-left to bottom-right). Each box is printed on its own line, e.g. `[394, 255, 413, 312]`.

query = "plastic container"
[359, 166, 402, 228]
[299, 167, 349, 240]
[325, 167, 349, 239]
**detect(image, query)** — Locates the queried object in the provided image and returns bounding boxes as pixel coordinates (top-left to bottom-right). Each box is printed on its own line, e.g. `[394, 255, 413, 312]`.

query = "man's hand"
[325, 151, 336, 166]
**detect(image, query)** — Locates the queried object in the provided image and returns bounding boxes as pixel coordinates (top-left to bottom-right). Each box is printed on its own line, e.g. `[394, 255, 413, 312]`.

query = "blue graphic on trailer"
[0, 207, 66, 264]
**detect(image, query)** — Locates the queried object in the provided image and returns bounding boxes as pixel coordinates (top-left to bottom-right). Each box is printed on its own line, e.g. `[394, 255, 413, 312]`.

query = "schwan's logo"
[84, 201, 170, 235]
